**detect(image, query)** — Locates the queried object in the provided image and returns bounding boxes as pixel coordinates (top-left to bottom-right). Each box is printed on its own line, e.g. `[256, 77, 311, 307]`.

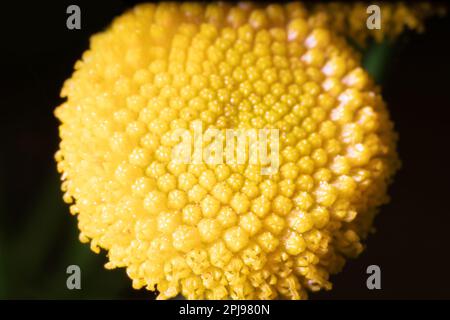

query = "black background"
[1, 0, 449, 299]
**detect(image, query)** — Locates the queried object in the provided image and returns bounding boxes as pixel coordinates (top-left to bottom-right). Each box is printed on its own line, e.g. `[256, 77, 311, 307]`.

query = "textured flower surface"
[55, 2, 401, 299]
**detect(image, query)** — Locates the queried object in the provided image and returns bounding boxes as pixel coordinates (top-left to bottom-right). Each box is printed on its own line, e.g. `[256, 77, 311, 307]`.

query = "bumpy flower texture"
[56, 2, 431, 299]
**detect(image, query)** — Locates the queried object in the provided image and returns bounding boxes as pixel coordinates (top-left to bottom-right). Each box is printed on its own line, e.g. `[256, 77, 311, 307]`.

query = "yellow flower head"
[55, 2, 402, 299]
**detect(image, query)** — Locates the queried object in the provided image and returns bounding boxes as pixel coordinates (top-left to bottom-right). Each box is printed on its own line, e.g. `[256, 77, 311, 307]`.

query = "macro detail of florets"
[55, 2, 400, 300]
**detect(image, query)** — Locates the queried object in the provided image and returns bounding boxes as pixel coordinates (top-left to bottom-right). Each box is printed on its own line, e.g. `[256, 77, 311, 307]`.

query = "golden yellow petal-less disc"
[55, 2, 399, 299]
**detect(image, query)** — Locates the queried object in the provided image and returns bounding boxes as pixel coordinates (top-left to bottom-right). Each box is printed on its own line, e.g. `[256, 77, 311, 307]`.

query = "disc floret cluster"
[55, 2, 401, 299]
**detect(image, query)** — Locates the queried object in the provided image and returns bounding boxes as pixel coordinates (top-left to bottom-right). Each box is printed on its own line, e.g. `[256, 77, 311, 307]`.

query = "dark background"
[1, 0, 449, 299]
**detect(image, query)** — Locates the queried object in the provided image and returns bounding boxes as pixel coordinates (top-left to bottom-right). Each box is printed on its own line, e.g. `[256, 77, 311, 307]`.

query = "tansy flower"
[56, 1, 444, 300]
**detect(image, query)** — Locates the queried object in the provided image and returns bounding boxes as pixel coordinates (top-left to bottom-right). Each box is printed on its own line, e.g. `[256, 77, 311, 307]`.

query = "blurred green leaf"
[363, 40, 394, 85]
[9, 172, 65, 290]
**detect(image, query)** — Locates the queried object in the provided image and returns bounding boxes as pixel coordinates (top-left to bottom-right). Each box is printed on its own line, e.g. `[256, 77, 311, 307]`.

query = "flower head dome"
[55, 2, 400, 299]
